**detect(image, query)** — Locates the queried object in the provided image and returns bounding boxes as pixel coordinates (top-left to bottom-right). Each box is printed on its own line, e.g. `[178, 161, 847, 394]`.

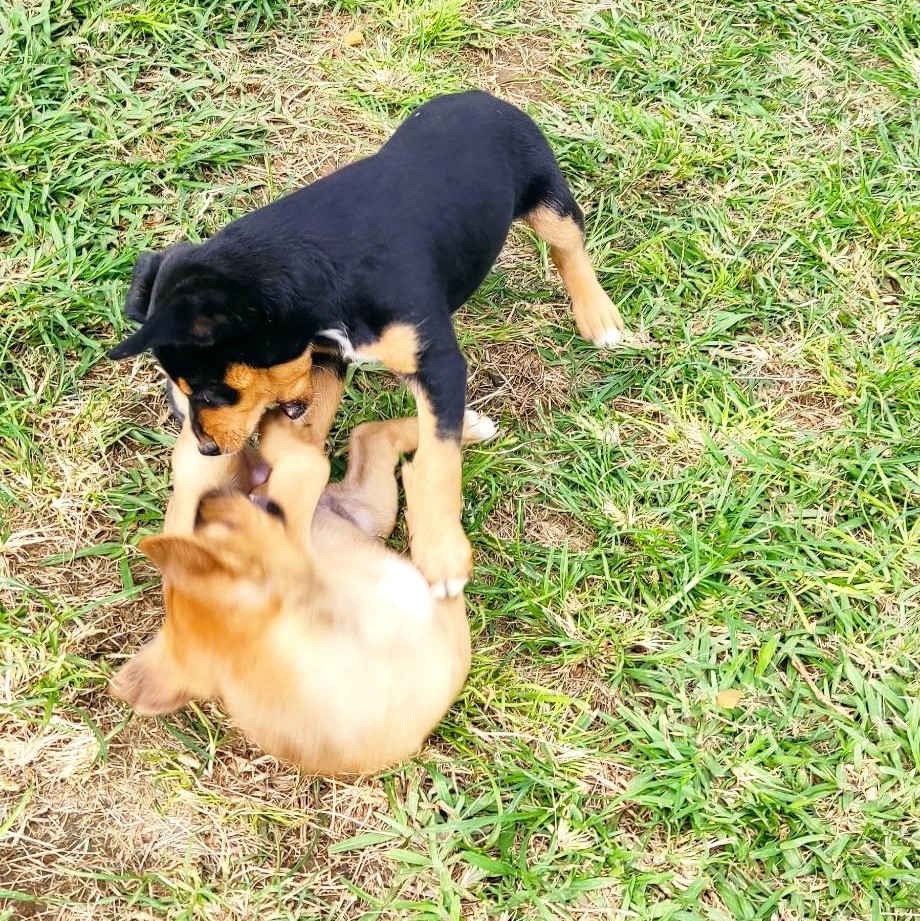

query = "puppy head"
[166, 351, 317, 457]
[110, 489, 308, 715]
[108, 245, 318, 454]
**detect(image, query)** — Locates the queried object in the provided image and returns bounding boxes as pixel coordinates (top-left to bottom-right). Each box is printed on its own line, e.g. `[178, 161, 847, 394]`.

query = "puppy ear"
[107, 303, 230, 360]
[107, 321, 160, 360]
[109, 637, 191, 716]
[139, 534, 227, 580]
[125, 251, 164, 324]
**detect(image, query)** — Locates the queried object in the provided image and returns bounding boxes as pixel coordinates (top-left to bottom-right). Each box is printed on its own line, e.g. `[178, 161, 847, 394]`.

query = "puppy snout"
[198, 438, 220, 456]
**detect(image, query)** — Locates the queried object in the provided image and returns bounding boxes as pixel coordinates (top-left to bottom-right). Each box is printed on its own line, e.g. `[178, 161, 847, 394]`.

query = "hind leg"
[525, 198, 628, 348]
[328, 410, 499, 540]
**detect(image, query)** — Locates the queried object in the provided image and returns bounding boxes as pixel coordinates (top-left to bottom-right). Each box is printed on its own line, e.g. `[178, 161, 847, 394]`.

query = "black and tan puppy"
[109, 90, 628, 597]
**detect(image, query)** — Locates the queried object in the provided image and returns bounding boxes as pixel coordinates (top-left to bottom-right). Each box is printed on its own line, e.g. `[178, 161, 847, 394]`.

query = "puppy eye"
[194, 387, 235, 408]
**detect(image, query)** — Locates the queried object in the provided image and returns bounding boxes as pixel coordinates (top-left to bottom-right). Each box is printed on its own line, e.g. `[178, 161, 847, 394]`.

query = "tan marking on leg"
[402, 392, 470, 597]
[176, 377, 192, 396]
[354, 323, 420, 374]
[526, 205, 628, 347]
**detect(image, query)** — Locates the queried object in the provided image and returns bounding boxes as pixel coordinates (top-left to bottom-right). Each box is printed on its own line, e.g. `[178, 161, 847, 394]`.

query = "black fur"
[124, 251, 163, 323]
[110, 91, 582, 444]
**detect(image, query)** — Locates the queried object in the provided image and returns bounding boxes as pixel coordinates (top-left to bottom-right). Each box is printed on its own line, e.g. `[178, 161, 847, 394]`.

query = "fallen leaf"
[716, 689, 744, 709]
[344, 29, 364, 47]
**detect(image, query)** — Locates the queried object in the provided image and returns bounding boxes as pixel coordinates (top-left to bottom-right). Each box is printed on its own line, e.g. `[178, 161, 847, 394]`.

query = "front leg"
[258, 410, 331, 549]
[297, 349, 345, 446]
[402, 336, 470, 599]
[163, 419, 251, 534]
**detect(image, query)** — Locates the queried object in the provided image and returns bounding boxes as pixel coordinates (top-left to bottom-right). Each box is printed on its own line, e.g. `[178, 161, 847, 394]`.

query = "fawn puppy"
[111, 407, 497, 775]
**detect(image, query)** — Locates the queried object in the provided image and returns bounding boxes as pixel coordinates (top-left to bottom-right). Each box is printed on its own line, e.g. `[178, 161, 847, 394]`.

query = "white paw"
[432, 577, 468, 601]
[462, 409, 499, 444]
[592, 325, 626, 348]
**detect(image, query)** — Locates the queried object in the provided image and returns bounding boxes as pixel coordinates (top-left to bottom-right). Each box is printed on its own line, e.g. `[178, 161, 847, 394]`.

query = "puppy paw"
[574, 289, 630, 348]
[258, 409, 311, 464]
[410, 521, 472, 600]
[462, 409, 499, 444]
[432, 578, 469, 601]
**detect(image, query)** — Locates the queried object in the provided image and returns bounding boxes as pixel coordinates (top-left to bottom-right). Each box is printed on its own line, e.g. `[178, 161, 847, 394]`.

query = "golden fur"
[199, 348, 317, 455]
[110, 406, 497, 776]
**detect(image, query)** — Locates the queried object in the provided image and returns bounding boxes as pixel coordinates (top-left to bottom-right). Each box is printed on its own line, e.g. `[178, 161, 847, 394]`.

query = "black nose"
[198, 438, 220, 456]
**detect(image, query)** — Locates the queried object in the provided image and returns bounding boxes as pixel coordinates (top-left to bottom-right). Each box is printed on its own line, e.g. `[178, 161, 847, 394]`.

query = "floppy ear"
[139, 534, 227, 581]
[125, 251, 164, 324]
[107, 300, 230, 360]
[107, 308, 178, 360]
[109, 637, 191, 716]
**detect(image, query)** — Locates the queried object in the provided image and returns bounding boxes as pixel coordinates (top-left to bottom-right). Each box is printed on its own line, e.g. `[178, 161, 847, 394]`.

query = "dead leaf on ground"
[716, 689, 744, 709]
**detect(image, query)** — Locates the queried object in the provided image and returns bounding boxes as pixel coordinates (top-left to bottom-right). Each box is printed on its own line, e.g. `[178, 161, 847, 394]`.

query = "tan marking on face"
[401, 391, 470, 588]
[525, 205, 627, 347]
[354, 323, 420, 375]
[176, 377, 192, 396]
[195, 348, 316, 454]
[191, 315, 216, 340]
[224, 364, 255, 390]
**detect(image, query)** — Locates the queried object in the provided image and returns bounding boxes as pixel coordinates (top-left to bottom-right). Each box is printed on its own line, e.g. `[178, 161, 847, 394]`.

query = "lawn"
[2, 0, 919, 918]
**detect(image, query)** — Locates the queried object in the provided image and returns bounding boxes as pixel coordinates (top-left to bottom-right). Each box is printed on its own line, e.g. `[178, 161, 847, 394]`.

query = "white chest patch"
[315, 327, 379, 366]
[315, 327, 356, 360]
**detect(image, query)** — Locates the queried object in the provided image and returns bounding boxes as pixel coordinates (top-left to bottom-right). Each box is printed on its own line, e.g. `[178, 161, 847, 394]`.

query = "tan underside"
[525, 205, 627, 347]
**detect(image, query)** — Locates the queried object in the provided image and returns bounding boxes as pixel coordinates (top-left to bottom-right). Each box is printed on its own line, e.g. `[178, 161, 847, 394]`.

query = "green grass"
[2, 0, 920, 918]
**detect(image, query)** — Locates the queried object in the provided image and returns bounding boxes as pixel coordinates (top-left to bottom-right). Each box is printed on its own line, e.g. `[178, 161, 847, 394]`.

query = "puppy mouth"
[279, 400, 307, 420]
